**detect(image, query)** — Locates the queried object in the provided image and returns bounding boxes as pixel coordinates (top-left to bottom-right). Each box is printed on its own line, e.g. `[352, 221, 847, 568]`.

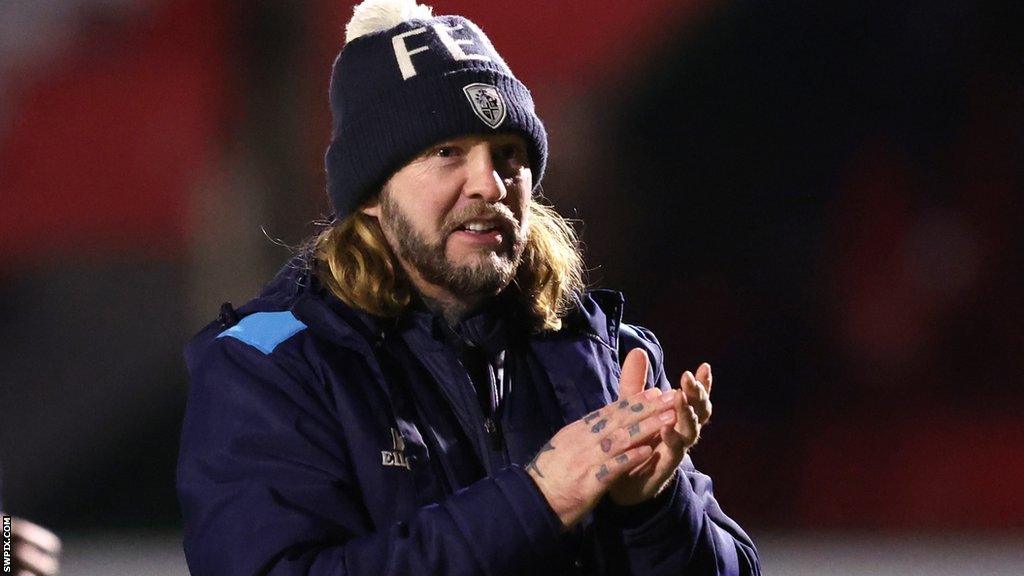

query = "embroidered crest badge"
[462, 83, 506, 129]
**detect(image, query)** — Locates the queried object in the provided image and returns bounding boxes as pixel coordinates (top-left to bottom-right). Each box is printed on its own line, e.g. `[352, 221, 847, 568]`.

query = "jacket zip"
[483, 416, 502, 451]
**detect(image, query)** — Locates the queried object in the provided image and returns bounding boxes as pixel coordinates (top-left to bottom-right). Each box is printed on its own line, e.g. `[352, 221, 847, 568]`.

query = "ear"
[360, 201, 381, 218]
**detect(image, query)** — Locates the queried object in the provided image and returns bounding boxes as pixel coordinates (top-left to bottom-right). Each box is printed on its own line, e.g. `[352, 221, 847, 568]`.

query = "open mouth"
[455, 220, 500, 234]
[450, 218, 509, 246]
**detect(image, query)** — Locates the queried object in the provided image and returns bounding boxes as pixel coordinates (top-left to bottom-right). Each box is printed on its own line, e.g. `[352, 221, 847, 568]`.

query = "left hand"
[607, 349, 713, 506]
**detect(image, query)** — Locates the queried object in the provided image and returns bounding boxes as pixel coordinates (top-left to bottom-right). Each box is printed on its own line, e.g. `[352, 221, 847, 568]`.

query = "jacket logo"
[462, 83, 506, 129]
[381, 427, 410, 470]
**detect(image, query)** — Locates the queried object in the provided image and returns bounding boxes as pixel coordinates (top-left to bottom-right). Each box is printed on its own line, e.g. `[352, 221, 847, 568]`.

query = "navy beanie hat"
[324, 0, 548, 220]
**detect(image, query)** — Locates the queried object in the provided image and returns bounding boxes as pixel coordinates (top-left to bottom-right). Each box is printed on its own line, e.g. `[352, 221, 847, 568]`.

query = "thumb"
[618, 348, 649, 399]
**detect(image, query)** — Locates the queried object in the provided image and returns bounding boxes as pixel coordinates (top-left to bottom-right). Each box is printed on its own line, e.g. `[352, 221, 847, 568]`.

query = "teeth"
[463, 221, 495, 232]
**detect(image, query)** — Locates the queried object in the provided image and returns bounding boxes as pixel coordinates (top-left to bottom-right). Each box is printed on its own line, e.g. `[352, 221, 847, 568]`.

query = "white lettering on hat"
[392, 24, 493, 81]
[392, 26, 429, 80]
[432, 23, 491, 63]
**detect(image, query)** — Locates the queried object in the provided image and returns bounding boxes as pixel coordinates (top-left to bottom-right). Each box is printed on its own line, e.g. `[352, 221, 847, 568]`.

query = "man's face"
[366, 133, 533, 299]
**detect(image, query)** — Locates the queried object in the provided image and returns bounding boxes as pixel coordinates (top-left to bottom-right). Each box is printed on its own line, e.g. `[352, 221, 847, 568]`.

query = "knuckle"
[613, 427, 628, 445]
[666, 429, 686, 450]
[681, 429, 697, 446]
[677, 414, 697, 435]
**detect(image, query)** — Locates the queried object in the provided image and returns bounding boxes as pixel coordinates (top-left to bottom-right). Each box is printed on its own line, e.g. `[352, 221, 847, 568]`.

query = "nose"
[462, 144, 507, 203]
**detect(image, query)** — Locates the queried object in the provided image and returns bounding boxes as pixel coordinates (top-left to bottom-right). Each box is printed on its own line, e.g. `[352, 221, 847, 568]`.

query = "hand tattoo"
[628, 423, 641, 437]
[590, 419, 608, 434]
[614, 453, 629, 464]
[596, 464, 611, 482]
[584, 411, 602, 424]
[526, 442, 555, 478]
[600, 438, 612, 453]
[630, 403, 644, 413]
[617, 399, 630, 409]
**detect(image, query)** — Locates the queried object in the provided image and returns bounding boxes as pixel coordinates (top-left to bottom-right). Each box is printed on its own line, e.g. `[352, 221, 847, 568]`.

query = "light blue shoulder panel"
[216, 311, 308, 355]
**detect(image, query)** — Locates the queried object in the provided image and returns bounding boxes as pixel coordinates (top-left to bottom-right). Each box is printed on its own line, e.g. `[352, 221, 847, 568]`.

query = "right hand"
[2, 514, 62, 576]
[524, 349, 679, 529]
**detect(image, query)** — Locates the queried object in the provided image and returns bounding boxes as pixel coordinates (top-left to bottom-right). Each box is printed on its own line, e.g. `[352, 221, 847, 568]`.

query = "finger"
[12, 541, 60, 576]
[626, 455, 659, 478]
[11, 518, 62, 554]
[593, 444, 654, 484]
[680, 371, 711, 424]
[598, 403, 677, 457]
[664, 389, 700, 447]
[625, 430, 688, 494]
[662, 420, 688, 452]
[695, 362, 712, 394]
[625, 436, 663, 477]
[582, 386, 672, 438]
[617, 348, 649, 400]
[625, 428, 680, 480]
[672, 404, 700, 448]
[680, 371, 699, 404]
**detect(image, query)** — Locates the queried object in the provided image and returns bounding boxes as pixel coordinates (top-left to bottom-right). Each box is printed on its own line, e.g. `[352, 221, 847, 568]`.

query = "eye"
[432, 145, 461, 158]
[496, 143, 528, 166]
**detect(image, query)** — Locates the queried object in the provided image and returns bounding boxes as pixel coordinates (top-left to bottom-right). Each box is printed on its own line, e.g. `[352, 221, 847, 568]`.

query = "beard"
[379, 192, 529, 297]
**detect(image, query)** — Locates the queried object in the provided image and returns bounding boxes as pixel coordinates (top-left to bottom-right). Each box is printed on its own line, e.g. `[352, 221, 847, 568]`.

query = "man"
[177, 1, 760, 574]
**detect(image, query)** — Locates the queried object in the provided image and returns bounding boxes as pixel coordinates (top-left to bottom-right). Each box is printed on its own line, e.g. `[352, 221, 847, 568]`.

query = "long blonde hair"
[310, 196, 586, 332]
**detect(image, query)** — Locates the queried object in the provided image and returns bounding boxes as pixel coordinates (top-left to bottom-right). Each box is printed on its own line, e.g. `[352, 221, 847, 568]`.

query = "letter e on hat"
[432, 23, 491, 63]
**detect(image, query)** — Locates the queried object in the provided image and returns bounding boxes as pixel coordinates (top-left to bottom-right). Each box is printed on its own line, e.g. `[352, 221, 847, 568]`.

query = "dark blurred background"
[2, 0, 1022, 573]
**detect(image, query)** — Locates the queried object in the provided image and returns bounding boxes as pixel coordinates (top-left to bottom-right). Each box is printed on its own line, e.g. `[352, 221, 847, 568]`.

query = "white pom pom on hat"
[345, 0, 434, 44]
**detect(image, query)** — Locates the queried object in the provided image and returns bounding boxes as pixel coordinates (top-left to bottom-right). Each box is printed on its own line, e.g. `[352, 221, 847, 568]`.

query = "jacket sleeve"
[590, 324, 761, 576]
[177, 332, 564, 576]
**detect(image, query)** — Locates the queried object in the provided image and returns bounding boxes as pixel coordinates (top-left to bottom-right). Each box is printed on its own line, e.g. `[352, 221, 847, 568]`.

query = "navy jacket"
[177, 262, 760, 575]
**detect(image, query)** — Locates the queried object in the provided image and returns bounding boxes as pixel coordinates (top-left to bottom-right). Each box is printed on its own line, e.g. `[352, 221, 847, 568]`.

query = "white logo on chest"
[381, 427, 410, 469]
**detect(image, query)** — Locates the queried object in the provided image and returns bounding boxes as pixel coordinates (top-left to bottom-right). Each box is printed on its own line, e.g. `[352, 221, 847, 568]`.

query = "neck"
[400, 264, 495, 327]
[417, 290, 487, 327]
[396, 255, 512, 326]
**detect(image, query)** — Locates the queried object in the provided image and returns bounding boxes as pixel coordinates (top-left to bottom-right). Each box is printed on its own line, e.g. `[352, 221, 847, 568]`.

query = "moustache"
[442, 204, 520, 238]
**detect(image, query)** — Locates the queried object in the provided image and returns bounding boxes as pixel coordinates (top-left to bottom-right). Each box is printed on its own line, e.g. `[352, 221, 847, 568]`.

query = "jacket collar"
[402, 289, 522, 359]
[268, 257, 623, 354]
[261, 260, 626, 421]
[524, 289, 626, 422]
